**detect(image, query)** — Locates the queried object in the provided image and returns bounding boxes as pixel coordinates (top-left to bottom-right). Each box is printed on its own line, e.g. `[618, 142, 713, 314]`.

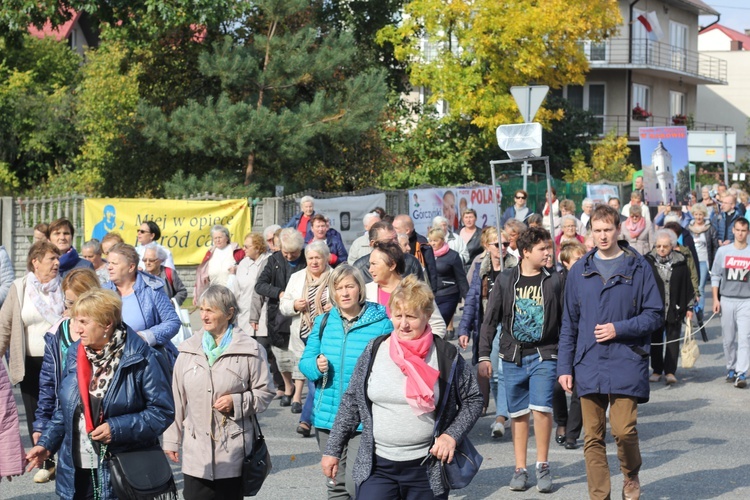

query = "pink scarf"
[625, 216, 646, 239]
[433, 242, 450, 258]
[389, 328, 440, 415]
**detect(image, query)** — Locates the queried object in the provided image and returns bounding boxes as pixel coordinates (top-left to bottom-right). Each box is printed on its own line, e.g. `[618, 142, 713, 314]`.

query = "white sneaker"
[34, 466, 55, 483]
[491, 420, 506, 438]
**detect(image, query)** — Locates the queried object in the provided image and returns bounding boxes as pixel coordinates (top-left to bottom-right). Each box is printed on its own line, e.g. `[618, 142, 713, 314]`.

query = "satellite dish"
[496, 123, 543, 160]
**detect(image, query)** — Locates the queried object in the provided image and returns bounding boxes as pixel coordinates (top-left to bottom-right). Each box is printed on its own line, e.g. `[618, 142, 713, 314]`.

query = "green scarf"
[202, 325, 234, 366]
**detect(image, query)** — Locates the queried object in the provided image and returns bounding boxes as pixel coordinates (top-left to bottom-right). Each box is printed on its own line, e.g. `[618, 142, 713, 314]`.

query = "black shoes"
[296, 422, 312, 437]
[280, 386, 295, 407]
[291, 402, 302, 413]
[564, 440, 578, 450]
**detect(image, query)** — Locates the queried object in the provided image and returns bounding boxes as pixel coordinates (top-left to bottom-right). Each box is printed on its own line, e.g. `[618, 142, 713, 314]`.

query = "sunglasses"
[515, 196, 527, 200]
[491, 242, 511, 248]
[142, 258, 160, 263]
[137, 229, 150, 234]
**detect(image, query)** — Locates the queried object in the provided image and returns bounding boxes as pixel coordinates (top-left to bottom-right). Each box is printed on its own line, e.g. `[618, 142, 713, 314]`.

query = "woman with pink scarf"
[622, 204, 654, 255]
[321, 276, 483, 499]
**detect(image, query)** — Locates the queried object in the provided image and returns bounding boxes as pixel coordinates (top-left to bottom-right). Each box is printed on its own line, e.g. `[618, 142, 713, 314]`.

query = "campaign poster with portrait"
[638, 127, 690, 206]
[586, 184, 620, 205]
[409, 186, 502, 236]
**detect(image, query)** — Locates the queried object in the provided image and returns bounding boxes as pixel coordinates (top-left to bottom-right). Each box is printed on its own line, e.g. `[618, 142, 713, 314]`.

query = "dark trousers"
[255, 335, 285, 392]
[435, 293, 460, 326]
[73, 468, 95, 500]
[19, 356, 43, 439]
[651, 321, 682, 375]
[183, 474, 243, 500]
[358, 454, 448, 500]
[552, 381, 582, 441]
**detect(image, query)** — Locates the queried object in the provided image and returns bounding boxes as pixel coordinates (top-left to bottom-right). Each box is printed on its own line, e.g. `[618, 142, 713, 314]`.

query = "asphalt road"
[3, 303, 749, 499]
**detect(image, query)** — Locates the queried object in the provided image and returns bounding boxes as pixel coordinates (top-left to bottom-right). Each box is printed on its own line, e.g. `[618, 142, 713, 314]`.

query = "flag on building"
[637, 11, 664, 42]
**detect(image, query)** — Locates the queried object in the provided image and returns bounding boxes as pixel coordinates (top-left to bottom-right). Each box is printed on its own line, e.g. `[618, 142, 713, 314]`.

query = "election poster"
[638, 127, 690, 206]
[409, 186, 502, 236]
[84, 198, 252, 265]
[586, 184, 620, 205]
[309, 193, 386, 248]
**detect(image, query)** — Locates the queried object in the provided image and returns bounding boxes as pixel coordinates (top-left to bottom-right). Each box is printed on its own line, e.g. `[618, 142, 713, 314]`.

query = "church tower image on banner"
[644, 140, 675, 205]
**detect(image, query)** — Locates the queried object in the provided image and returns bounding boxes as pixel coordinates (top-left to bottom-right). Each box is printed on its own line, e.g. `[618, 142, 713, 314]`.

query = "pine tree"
[140, 0, 388, 186]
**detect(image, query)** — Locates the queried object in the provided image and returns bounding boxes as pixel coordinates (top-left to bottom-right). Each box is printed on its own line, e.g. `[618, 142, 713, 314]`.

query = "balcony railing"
[582, 38, 727, 83]
[595, 115, 733, 138]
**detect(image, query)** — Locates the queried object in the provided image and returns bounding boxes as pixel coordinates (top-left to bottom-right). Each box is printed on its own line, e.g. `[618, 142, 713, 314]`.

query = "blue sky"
[701, 1, 750, 34]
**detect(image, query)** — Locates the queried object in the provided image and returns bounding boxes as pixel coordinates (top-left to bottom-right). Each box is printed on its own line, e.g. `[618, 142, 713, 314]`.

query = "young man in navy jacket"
[558, 205, 663, 500]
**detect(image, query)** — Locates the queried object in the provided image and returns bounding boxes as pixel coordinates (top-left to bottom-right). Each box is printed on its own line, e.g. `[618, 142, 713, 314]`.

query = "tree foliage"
[564, 131, 635, 184]
[140, 0, 389, 188]
[378, 0, 621, 132]
[0, 35, 81, 188]
[542, 95, 602, 178]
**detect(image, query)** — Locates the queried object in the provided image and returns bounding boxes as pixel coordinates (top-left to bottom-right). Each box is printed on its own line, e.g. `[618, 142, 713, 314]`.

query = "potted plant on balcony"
[632, 104, 652, 121]
[672, 114, 687, 126]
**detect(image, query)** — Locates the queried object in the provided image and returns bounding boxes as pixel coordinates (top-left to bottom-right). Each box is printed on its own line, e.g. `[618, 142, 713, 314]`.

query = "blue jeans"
[489, 327, 509, 420]
[300, 380, 315, 426]
[503, 354, 556, 418]
[697, 261, 708, 316]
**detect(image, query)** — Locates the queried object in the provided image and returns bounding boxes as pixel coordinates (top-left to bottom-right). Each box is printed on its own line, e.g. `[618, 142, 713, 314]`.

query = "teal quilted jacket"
[299, 302, 393, 430]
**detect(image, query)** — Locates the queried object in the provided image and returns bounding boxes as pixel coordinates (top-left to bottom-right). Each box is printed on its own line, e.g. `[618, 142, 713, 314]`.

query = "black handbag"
[432, 355, 483, 490]
[108, 444, 177, 500]
[241, 392, 272, 497]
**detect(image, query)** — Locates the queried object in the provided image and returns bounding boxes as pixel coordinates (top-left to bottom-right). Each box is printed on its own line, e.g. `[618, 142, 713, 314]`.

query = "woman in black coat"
[645, 229, 694, 385]
[427, 228, 469, 329]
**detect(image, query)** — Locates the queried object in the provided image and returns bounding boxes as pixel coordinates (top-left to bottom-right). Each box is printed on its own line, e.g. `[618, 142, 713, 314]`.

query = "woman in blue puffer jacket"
[27, 288, 175, 500]
[33, 268, 101, 483]
[103, 243, 181, 366]
[299, 265, 392, 500]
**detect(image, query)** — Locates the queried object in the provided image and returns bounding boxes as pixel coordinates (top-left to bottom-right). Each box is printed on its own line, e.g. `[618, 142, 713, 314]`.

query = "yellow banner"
[84, 199, 252, 265]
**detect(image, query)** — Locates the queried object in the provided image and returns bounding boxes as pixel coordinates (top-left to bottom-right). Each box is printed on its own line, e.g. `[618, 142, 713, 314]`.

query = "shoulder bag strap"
[318, 312, 330, 341]
[432, 354, 459, 438]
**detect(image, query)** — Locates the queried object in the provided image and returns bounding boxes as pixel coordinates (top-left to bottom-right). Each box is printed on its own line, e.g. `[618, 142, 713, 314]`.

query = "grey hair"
[690, 203, 708, 217]
[504, 219, 527, 233]
[655, 229, 677, 247]
[362, 212, 380, 228]
[279, 228, 304, 253]
[108, 243, 140, 267]
[560, 215, 578, 228]
[305, 240, 330, 261]
[327, 265, 366, 309]
[431, 215, 448, 229]
[582, 198, 593, 207]
[143, 243, 167, 262]
[300, 195, 315, 207]
[628, 204, 643, 217]
[82, 239, 102, 255]
[263, 224, 281, 241]
[199, 285, 240, 326]
[211, 225, 231, 243]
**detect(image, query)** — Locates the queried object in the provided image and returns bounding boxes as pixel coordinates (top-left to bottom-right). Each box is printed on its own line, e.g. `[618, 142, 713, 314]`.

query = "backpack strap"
[164, 267, 174, 288]
[318, 312, 330, 341]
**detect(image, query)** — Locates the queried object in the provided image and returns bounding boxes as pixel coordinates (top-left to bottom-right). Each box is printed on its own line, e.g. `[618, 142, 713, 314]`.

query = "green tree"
[139, 0, 388, 187]
[564, 131, 634, 183]
[542, 95, 602, 178]
[378, 0, 620, 132]
[0, 35, 81, 188]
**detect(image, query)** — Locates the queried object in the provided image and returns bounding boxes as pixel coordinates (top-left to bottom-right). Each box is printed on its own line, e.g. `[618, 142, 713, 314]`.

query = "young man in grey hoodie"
[712, 217, 750, 388]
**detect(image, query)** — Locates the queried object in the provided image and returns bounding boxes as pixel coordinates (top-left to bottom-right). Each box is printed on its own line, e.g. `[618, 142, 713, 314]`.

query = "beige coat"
[364, 282, 446, 338]
[0, 277, 29, 385]
[163, 327, 276, 481]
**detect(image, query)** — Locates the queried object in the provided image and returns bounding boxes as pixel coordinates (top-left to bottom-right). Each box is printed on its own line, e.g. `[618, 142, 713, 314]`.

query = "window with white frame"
[562, 84, 605, 133]
[669, 21, 688, 71]
[632, 83, 651, 120]
[670, 91, 686, 120]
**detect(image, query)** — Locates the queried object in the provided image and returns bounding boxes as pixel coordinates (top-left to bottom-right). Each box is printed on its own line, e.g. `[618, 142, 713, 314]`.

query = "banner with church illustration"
[637, 126, 690, 207]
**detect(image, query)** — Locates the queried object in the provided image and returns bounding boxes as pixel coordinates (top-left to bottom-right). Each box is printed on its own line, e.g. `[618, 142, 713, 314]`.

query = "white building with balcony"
[696, 24, 750, 161]
[550, 0, 729, 143]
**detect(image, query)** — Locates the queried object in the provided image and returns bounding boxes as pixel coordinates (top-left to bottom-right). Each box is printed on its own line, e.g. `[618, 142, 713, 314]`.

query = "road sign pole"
[723, 131, 729, 186]
[490, 161, 504, 272]
[522, 161, 529, 191]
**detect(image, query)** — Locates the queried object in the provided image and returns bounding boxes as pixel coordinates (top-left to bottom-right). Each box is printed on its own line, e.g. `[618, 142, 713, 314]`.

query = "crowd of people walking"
[1, 181, 749, 499]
